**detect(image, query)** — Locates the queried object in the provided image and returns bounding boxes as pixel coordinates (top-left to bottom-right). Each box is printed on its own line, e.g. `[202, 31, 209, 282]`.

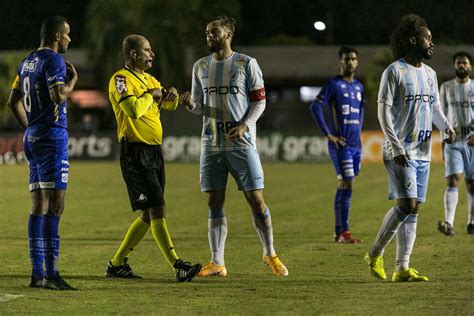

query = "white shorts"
[444, 141, 474, 179]
[384, 159, 430, 202]
[200, 148, 264, 192]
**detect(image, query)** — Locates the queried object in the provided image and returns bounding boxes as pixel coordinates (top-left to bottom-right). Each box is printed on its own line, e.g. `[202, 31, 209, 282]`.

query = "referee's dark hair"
[40, 16, 68, 43]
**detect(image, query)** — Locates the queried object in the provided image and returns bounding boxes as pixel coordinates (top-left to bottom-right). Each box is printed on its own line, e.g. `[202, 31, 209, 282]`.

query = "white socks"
[252, 208, 276, 257]
[208, 209, 227, 266]
[369, 206, 408, 257]
[467, 192, 474, 225]
[444, 187, 458, 225]
[395, 214, 417, 271]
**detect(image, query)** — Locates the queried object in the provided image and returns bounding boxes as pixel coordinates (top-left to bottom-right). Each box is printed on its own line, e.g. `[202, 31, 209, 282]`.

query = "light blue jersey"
[191, 52, 265, 152]
[378, 58, 451, 161]
[440, 78, 474, 141]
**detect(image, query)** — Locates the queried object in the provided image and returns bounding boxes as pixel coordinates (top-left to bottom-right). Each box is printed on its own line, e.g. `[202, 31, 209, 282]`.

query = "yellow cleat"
[392, 268, 429, 282]
[364, 253, 386, 280]
[263, 255, 288, 276]
[197, 262, 227, 277]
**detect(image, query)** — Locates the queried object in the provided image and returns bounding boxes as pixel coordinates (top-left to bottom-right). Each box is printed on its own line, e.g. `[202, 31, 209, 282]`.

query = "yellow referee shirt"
[108, 67, 178, 145]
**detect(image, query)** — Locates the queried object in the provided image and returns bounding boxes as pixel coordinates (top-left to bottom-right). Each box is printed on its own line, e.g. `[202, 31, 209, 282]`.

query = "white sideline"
[0, 294, 23, 303]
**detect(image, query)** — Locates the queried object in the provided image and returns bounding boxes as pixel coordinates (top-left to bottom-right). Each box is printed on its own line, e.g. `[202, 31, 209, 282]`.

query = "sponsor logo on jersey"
[342, 104, 350, 115]
[203, 86, 239, 95]
[449, 101, 472, 108]
[343, 119, 360, 125]
[404, 130, 432, 143]
[21, 57, 39, 74]
[216, 121, 239, 134]
[115, 75, 127, 94]
[405, 94, 435, 105]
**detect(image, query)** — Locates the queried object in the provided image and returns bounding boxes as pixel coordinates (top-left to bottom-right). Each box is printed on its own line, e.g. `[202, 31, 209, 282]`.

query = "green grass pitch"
[0, 162, 472, 314]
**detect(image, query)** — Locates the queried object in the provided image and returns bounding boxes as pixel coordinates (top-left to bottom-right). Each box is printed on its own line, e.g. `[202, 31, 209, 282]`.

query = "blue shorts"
[384, 159, 430, 202]
[200, 148, 264, 192]
[24, 126, 69, 191]
[328, 144, 361, 180]
[444, 141, 474, 179]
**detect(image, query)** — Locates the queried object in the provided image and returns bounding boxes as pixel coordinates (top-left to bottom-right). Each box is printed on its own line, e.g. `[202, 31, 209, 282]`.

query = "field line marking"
[0, 294, 24, 303]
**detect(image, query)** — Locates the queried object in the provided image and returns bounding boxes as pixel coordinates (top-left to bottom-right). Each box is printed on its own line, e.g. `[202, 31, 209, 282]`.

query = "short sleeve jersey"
[439, 78, 474, 141]
[191, 52, 265, 152]
[314, 76, 365, 148]
[11, 48, 67, 130]
[378, 58, 440, 161]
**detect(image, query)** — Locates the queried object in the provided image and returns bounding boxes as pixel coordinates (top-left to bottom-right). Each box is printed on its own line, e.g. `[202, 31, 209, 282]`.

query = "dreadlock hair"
[390, 14, 428, 60]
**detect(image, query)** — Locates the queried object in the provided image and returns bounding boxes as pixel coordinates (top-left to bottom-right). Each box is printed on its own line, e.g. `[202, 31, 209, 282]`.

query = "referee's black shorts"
[120, 141, 165, 211]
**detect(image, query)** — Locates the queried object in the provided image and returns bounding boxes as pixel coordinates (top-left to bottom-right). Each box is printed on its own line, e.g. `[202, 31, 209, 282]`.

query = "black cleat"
[106, 257, 142, 279]
[173, 259, 202, 282]
[437, 220, 455, 236]
[29, 276, 44, 288]
[467, 223, 474, 235]
[43, 274, 78, 291]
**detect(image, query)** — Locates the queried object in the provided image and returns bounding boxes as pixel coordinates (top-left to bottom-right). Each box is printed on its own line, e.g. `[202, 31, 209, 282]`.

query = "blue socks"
[335, 188, 352, 234]
[43, 215, 60, 278]
[339, 189, 352, 232]
[28, 215, 44, 279]
[334, 189, 342, 234]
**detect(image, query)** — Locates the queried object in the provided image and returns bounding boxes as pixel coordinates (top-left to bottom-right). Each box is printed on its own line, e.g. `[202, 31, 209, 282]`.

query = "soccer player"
[7, 16, 78, 290]
[309, 46, 365, 243]
[105, 34, 201, 282]
[364, 14, 455, 282]
[179, 16, 288, 277]
[437, 51, 474, 236]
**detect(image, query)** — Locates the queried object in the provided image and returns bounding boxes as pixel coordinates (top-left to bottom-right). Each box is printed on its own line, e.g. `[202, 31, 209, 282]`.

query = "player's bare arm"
[393, 153, 410, 167]
[7, 89, 28, 129]
[49, 61, 78, 104]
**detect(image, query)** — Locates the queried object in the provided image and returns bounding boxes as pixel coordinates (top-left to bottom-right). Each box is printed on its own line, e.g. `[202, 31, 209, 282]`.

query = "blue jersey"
[310, 76, 365, 148]
[12, 48, 68, 132]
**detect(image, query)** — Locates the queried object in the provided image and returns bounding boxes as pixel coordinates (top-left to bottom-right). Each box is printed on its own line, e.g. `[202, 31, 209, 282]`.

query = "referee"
[106, 34, 201, 282]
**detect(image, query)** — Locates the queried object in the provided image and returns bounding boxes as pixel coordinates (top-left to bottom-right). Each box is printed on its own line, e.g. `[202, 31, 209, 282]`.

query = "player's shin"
[111, 217, 149, 266]
[28, 214, 44, 279]
[43, 214, 60, 278]
[150, 218, 179, 269]
[252, 208, 276, 257]
[334, 189, 342, 235]
[339, 189, 352, 232]
[369, 206, 408, 257]
[395, 214, 417, 271]
[444, 187, 458, 225]
[467, 192, 474, 225]
[208, 208, 227, 265]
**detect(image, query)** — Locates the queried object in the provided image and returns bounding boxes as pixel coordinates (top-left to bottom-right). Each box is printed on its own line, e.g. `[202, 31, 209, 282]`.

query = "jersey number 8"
[22, 76, 32, 113]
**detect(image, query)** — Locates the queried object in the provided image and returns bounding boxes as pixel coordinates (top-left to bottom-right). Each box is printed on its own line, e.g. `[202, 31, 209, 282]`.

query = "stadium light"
[313, 21, 326, 31]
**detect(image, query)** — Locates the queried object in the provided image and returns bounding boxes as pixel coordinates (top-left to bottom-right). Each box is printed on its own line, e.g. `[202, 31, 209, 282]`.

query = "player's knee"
[338, 179, 353, 190]
[398, 202, 417, 215]
[148, 206, 165, 219]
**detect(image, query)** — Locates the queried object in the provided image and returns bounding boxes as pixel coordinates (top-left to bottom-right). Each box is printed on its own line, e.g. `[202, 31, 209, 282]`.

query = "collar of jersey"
[123, 67, 148, 86]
